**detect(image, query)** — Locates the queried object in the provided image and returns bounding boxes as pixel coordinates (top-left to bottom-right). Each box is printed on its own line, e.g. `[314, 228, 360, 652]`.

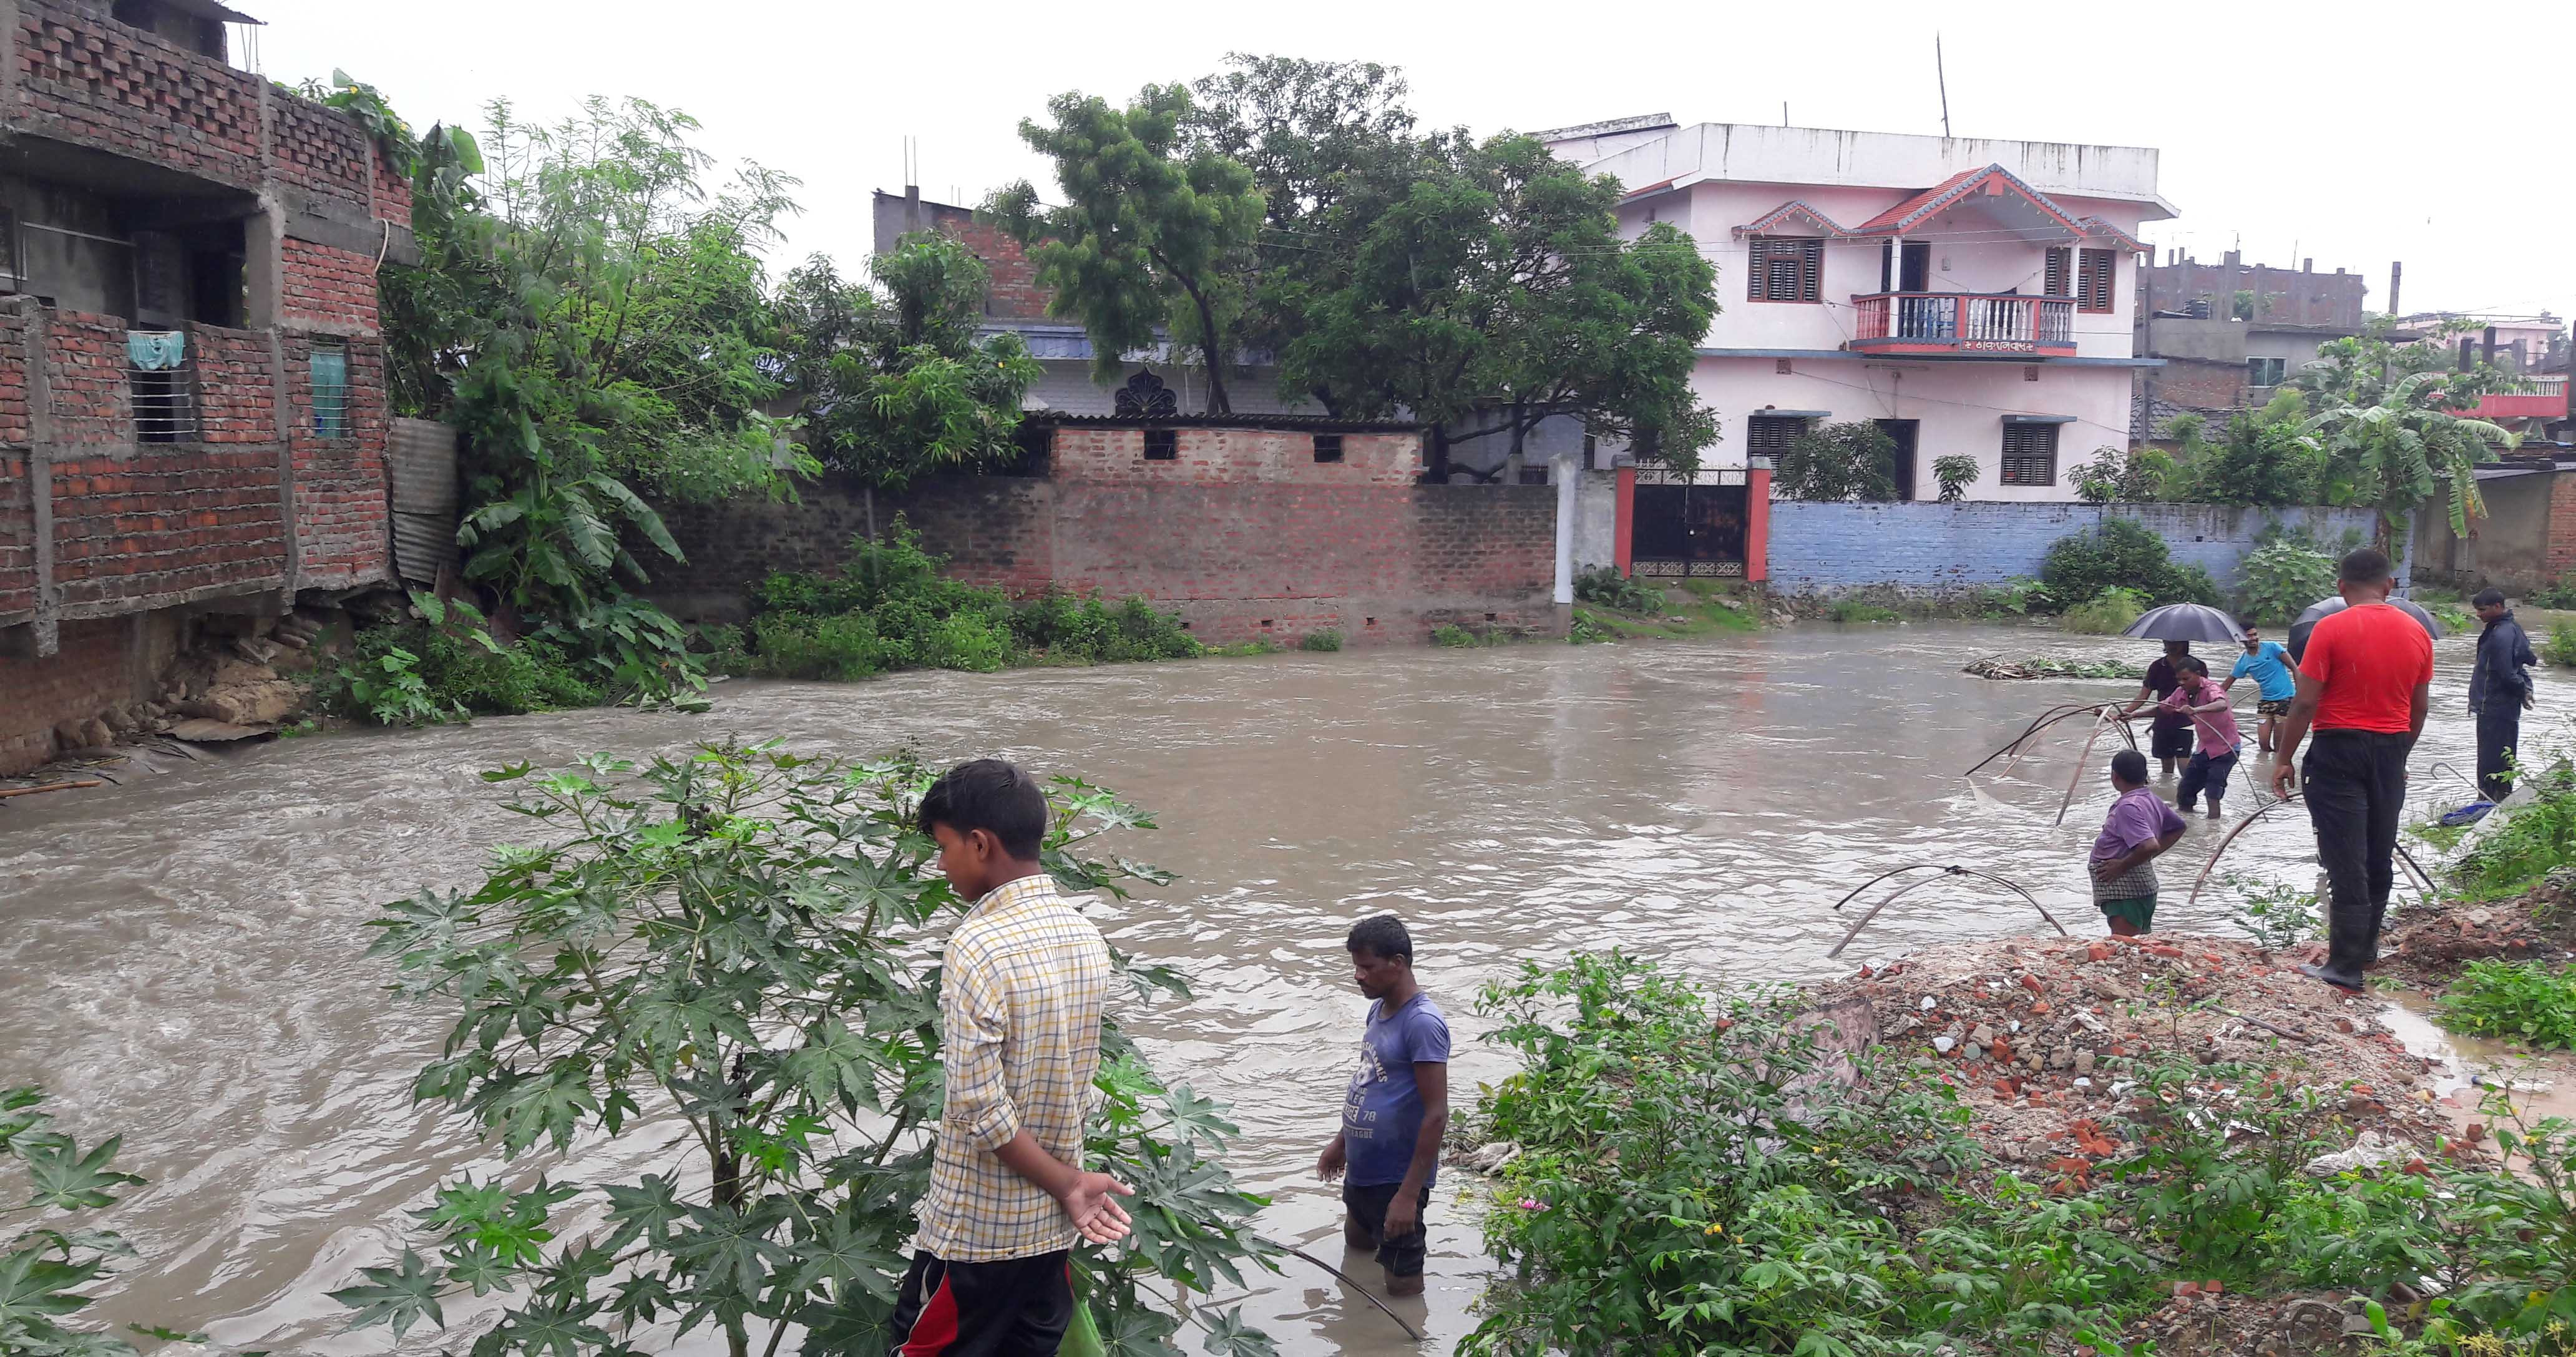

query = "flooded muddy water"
[0, 620, 2554, 1353]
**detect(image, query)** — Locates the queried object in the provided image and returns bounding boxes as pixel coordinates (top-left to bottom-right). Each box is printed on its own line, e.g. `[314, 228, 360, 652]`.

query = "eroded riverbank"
[0, 621, 2542, 1353]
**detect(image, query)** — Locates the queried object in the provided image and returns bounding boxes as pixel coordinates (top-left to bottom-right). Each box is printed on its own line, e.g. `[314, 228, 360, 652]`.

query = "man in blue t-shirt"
[1316, 914, 1450, 1297]
[2222, 620, 2297, 755]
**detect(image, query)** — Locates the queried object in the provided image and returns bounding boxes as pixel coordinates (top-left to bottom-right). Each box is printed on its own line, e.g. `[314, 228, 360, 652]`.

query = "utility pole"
[1936, 34, 1952, 138]
[2388, 261, 2402, 319]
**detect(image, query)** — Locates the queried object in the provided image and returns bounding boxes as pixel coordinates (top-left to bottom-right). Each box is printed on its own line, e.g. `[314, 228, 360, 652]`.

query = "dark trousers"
[2177, 747, 2240, 813]
[2301, 730, 2411, 982]
[2476, 703, 2521, 803]
[886, 1249, 1072, 1357]
[1343, 1180, 1432, 1277]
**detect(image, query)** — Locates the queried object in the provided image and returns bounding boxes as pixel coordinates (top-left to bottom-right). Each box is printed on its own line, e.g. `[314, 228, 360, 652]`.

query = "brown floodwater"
[0, 620, 2547, 1353]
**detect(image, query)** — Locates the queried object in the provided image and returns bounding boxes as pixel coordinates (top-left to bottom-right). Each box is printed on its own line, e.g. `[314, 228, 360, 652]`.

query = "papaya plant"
[338, 742, 1278, 1356]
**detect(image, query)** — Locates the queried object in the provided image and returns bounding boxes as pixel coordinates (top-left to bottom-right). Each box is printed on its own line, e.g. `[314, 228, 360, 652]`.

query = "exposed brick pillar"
[1745, 468, 1773, 582]
[2544, 472, 2576, 579]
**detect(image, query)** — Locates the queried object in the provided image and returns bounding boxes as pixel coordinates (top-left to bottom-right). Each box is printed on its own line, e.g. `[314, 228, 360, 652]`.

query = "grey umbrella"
[2120, 603, 2247, 644]
[2287, 596, 2443, 663]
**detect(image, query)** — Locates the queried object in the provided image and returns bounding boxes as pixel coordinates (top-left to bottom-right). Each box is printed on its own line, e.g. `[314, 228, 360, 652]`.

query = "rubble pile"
[21, 609, 340, 777]
[1820, 933, 2452, 1167]
[2381, 873, 2576, 985]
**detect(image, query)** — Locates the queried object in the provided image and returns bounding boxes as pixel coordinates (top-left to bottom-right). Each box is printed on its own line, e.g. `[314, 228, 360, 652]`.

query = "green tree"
[771, 235, 1043, 491]
[2164, 394, 2325, 506]
[987, 87, 1266, 414]
[1277, 135, 1719, 476]
[2300, 370, 2517, 534]
[384, 97, 811, 618]
[339, 745, 1279, 1357]
[2069, 444, 2175, 504]
[1772, 421, 1898, 501]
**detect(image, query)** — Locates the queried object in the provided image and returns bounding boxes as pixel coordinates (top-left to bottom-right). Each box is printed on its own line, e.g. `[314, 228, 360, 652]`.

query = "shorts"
[1343, 1179, 1431, 1278]
[2150, 725, 2194, 760]
[2256, 698, 2291, 717]
[887, 1248, 1073, 1357]
[2099, 896, 2157, 932]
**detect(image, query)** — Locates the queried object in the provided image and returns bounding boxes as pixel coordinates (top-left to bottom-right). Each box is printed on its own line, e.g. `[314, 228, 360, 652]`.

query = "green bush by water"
[2061, 585, 2151, 635]
[2547, 622, 2576, 668]
[1827, 598, 1898, 623]
[2038, 518, 2219, 613]
[1573, 564, 1667, 614]
[2530, 574, 2576, 610]
[1299, 629, 1342, 652]
[734, 519, 1201, 680]
[2437, 960, 2576, 1049]
[326, 592, 607, 725]
[2236, 537, 2337, 624]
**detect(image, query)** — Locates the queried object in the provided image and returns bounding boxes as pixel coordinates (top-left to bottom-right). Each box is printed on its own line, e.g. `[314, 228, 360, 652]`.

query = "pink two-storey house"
[1542, 117, 2171, 572]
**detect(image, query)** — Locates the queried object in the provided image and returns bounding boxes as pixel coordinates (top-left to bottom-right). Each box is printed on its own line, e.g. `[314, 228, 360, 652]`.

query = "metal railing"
[1852, 293, 2076, 349]
[128, 361, 198, 443]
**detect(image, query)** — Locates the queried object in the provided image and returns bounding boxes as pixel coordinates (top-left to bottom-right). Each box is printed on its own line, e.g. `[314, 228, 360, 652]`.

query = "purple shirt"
[2159, 679, 2242, 757]
[2093, 786, 2186, 865]
[1342, 992, 1451, 1188]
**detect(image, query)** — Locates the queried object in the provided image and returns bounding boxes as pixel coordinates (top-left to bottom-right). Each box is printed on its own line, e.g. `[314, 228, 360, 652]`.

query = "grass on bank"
[1569, 568, 1760, 643]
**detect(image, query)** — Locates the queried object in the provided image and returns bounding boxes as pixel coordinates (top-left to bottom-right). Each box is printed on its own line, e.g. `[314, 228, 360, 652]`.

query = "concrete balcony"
[1849, 291, 2077, 359]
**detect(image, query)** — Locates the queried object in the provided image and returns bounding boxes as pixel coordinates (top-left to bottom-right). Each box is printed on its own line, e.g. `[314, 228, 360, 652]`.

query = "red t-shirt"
[2300, 604, 2434, 733]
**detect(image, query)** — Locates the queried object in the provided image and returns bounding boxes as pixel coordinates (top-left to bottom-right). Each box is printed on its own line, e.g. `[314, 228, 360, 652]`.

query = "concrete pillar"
[1552, 453, 1577, 608]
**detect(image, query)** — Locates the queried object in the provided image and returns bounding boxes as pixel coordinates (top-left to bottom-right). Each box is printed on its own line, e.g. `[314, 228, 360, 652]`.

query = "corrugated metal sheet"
[387, 417, 458, 587]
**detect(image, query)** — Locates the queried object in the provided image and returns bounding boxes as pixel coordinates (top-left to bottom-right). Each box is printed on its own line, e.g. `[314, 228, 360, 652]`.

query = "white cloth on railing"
[126, 330, 187, 370]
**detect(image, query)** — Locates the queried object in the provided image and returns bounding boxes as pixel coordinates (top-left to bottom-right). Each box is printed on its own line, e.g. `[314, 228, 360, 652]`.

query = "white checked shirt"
[914, 873, 1113, 1261]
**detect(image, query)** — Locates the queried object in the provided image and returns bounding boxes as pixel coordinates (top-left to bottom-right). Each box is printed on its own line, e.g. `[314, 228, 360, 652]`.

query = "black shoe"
[2297, 963, 2364, 993]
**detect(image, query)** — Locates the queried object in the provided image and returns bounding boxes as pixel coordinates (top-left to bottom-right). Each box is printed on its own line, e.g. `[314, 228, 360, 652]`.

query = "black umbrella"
[2287, 595, 2444, 663]
[2120, 603, 2246, 644]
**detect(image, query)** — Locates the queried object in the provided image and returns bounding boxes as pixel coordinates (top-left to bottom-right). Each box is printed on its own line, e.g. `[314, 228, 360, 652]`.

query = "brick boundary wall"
[652, 471, 1560, 647]
[1765, 501, 2389, 597]
[0, 617, 134, 774]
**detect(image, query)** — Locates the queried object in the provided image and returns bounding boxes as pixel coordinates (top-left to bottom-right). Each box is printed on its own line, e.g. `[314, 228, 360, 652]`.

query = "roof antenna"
[1936, 34, 1952, 138]
[1782, 101, 1789, 127]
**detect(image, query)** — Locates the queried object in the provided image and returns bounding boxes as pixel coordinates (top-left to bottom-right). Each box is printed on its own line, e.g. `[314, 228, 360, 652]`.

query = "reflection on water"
[0, 621, 2530, 1353]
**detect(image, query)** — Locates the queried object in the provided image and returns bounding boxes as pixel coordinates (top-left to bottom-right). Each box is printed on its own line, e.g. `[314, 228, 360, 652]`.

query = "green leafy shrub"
[2437, 961, 2576, 1048]
[343, 745, 1281, 1355]
[1968, 577, 2049, 617]
[2529, 573, 2576, 610]
[0, 1086, 152, 1354]
[2454, 768, 2576, 898]
[2227, 877, 2322, 951]
[1299, 629, 1342, 652]
[2237, 538, 2337, 624]
[329, 592, 606, 726]
[2038, 519, 2218, 610]
[749, 612, 886, 681]
[1430, 624, 1481, 647]
[1827, 599, 1899, 623]
[1772, 420, 1900, 501]
[2548, 622, 2576, 667]
[2427, 601, 2474, 631]
[2070, 445, 2174, 504]
[1933, 454, 1979, 502]
[2061, 586, 2150, 635]
[1573, 565, 1666, 613]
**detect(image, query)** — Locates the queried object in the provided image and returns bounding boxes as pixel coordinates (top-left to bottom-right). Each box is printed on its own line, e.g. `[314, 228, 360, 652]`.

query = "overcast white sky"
[242, 0, 2566, 323]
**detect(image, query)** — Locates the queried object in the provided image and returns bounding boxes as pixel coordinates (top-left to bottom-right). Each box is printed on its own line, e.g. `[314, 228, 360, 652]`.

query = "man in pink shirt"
[2159, 655, 2243, 819]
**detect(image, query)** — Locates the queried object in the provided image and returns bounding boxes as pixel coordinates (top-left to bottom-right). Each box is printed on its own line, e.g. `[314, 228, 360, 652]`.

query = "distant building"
[2396, 312, 2567, 375]
[1523, 113, 2167, 590]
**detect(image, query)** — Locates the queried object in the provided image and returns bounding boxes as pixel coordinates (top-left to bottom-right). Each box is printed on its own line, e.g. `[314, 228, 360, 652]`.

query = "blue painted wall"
[1765, 502, 2389, 595]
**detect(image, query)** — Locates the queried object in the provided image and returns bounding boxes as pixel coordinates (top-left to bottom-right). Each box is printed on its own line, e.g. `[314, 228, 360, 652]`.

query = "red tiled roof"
[1621, 178, 1679, 202]
[1852, 164, 2084, 237]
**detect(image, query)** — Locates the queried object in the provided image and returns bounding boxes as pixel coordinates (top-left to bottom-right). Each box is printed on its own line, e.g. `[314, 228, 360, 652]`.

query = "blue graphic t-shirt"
[2231, 641, 2296, 702]
[1342, 992, 1451, 1188]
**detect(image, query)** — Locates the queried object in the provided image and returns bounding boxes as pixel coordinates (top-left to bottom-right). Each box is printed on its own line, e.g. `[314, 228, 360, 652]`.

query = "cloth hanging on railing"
[125, 330, 187, 371]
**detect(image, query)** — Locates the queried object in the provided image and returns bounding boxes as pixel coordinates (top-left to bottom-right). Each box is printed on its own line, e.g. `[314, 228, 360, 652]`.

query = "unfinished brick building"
[0, 0, 408, 773]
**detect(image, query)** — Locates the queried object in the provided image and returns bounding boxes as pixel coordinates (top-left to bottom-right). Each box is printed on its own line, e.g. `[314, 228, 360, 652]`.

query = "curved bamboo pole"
[2183, 793, 2306, 911]
[1826, 865, 2066, 958]
[1965, 702, 2099, 778]
[2053, 708, 2120, 827]
[1829, 863, 1948, 913]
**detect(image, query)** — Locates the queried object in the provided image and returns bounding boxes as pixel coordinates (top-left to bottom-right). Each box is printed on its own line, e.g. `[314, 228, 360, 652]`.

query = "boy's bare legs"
[1344, 1213, 1374, 1250]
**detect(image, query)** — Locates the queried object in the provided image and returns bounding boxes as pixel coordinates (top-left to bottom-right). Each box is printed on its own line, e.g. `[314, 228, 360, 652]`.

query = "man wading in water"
[2122, 640, 2197, 780]
[1316, 914, 1450, 1298]
[2091, 749, 2187, 935]
[2270, 547, 2432, 992]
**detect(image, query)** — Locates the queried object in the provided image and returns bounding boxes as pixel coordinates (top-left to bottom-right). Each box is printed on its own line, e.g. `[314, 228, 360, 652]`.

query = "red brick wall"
[43, 312, 131, 444]
[279, 240, 381, 331]
[285, 332, 390, 587]
[49, 444, 287, 612]
[12, 0, 261, 187]
[2150, 358, 2246, 413]
[893, 202, 1053, 321]
[1050, 428, 1421, 486]
[0, 311, 28, 446]
[0, 619, 134, 775]
[269, 89, 373, 207]
[0, 450, 32, 625]
[371, 144, 413, 228]
[191, 325, 275, 443]
[651, 446, 1560, 646]
[2543, 476, 2576, 579]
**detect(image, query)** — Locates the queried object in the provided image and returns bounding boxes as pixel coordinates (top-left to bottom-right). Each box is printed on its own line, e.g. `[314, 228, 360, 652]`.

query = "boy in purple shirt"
[2159, 655, 2243, 820]
[1316, 914, 1450, 1297]
[2092, 748, 2188, 934]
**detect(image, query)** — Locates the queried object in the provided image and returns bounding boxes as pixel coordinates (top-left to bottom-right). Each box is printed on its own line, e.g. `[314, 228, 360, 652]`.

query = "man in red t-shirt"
[2268, 546, 2433, 991]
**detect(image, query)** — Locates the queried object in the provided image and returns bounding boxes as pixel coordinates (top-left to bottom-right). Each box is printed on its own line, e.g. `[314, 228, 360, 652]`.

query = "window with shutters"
[2044, 247, 2072, 298]
[2247, 357, 2286, 388]
[1748, 237, 1823, 303]
[1999, 424, 2060, 486]
[1745, 414, 1810, 469]
[2076, 248, 2117, 313]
